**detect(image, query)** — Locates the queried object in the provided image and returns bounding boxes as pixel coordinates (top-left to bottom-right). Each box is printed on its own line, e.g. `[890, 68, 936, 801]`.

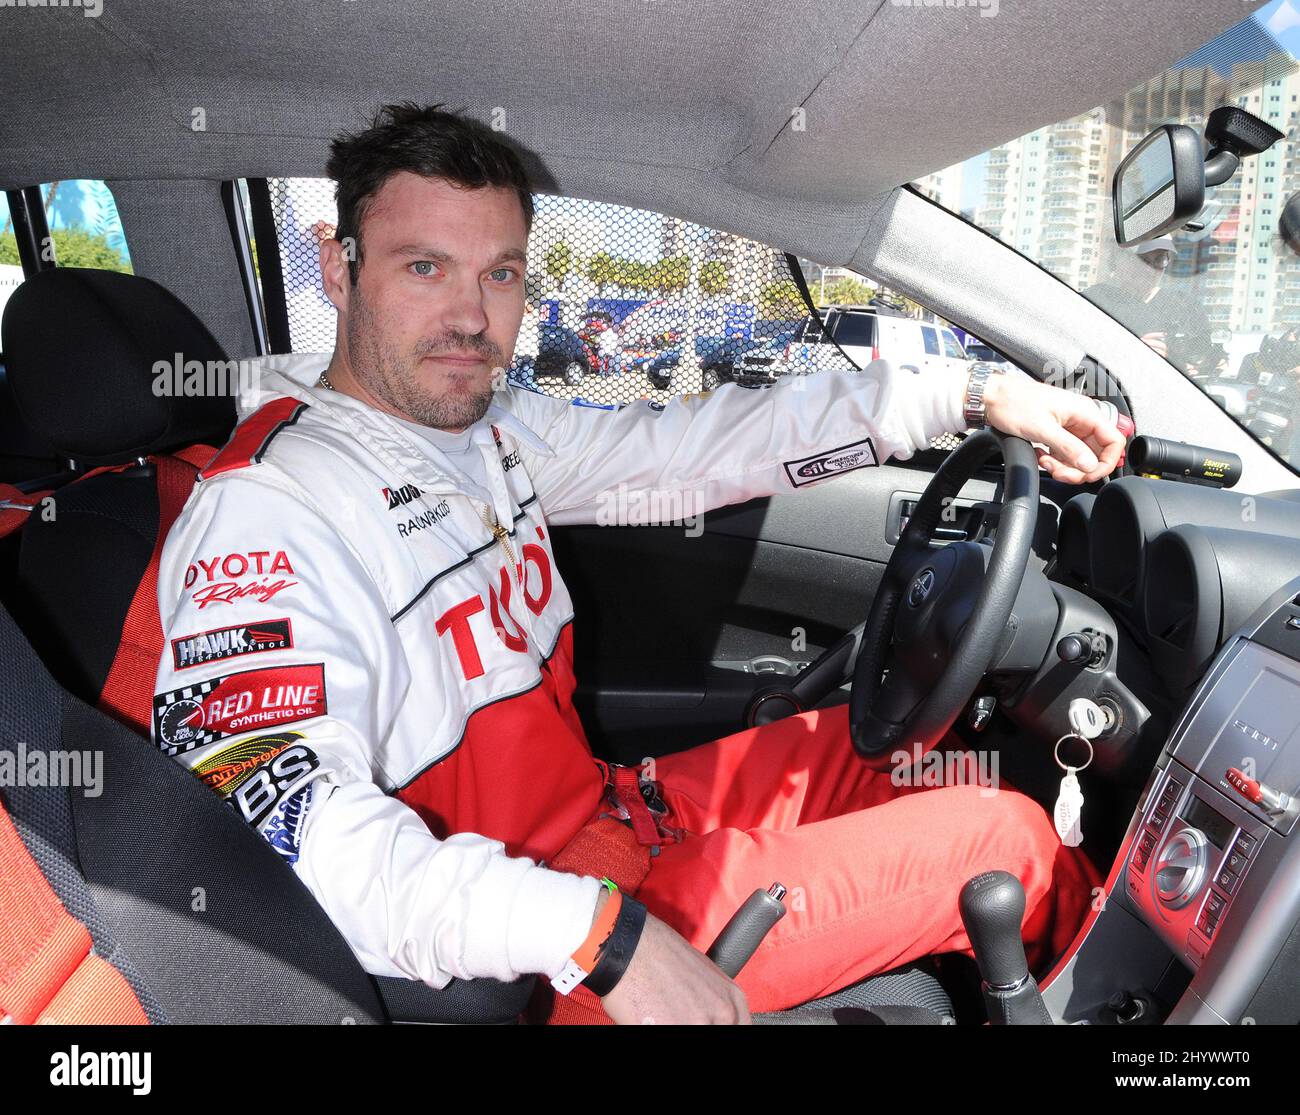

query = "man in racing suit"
[152, 105, 1122, 1023]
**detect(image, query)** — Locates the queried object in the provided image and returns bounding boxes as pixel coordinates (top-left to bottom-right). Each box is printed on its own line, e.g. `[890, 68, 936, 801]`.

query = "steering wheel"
[848, 429, 1040, 770]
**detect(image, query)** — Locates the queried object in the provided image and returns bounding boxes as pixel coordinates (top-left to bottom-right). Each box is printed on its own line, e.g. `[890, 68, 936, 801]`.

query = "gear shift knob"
[959, 870, 1030, 987]
[959, 870, 1053, 1025]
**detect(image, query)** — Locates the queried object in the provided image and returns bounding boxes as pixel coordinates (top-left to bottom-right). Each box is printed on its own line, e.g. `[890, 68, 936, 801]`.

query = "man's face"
[1139, 249, 1173, 274]
[322, 171, 528, 431]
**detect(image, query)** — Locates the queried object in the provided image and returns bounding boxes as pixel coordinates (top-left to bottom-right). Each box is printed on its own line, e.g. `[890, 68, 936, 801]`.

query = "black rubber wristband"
[582, 896, 647, 997]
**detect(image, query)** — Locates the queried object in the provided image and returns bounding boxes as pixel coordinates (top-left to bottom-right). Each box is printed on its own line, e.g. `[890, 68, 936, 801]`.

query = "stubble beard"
[345, 281, 499, 431]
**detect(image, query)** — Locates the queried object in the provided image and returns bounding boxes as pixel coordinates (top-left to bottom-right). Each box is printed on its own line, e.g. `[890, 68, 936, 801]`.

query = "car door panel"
[551, 453, 1063, 763]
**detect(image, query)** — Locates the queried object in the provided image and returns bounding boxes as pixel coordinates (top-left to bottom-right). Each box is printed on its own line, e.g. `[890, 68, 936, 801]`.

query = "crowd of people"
[1085, 237, 1300, 464]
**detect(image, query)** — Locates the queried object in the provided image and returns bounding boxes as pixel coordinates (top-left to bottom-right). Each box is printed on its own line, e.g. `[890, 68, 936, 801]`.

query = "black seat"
[0, 268, 237, 705]
[0, 599, 537, 1023]
[0, 599, 384, 1023]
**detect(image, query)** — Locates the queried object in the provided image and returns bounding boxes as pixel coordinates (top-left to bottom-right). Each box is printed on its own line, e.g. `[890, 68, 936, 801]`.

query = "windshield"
[915, 0, 1300, 471]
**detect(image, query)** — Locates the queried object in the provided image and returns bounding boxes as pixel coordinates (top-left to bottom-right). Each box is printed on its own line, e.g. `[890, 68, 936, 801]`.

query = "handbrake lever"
[706, 882, 787, 978]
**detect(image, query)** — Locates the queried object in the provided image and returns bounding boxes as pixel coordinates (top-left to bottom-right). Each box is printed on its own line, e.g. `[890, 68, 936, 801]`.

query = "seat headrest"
[1, 268, 238, 465]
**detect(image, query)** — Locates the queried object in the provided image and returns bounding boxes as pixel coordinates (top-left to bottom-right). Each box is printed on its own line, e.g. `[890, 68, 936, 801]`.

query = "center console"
[1042, 579, 1300, 1024]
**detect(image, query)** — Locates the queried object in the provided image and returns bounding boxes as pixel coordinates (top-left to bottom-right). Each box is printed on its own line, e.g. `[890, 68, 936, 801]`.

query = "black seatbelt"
[784, 252, 863, 371]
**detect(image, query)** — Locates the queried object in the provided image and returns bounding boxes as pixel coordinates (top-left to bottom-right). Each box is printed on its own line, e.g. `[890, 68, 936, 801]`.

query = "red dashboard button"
[1226, 768, 1264, 805]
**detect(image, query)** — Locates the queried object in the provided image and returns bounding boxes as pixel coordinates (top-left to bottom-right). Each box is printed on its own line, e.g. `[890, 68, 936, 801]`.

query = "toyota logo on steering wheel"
[908, 568, 936, 608]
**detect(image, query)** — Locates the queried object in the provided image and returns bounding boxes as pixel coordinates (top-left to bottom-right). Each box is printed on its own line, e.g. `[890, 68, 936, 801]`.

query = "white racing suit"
[152, 354, 970, 988]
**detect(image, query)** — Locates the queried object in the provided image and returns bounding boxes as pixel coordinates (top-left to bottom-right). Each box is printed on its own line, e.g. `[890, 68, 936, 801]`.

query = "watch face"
[160, 698, 205, 747]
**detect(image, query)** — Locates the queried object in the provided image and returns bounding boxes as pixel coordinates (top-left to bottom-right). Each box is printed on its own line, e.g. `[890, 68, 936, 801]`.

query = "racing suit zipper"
[479, 501, 539, 647]
[479, 503, 518, 573]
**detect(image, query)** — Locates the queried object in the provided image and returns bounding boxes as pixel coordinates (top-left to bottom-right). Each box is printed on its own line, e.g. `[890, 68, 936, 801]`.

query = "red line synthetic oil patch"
[153, 664, 327, 756]
[783, 437, 878, 487]
[190, 730, 306, 798]
[171, 618, 294, 670]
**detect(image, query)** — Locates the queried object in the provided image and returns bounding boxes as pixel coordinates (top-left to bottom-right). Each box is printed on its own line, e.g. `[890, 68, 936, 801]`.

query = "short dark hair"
[326, 103, 535, 284]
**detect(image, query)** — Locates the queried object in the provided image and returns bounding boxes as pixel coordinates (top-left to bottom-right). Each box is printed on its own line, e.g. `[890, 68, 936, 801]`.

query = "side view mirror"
[1112, 124, 1205, 245]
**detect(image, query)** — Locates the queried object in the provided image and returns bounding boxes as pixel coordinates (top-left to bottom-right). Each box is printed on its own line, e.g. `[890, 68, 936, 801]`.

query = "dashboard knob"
[1154, 828, 1207, 909]
[1056, 633, 1090, 664]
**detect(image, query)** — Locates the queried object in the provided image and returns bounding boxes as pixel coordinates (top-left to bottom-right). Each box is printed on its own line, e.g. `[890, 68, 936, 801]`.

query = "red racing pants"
[625, 702, 1101, 1014]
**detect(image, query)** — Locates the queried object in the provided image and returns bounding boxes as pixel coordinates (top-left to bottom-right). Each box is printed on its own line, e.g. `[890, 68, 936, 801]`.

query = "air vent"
[1089, 487, 1144, 604]
[1145, 534, 1198, 650]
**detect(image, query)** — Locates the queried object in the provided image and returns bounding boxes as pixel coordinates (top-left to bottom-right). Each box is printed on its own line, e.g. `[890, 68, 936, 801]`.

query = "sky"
[1243, 0, 1300, 58]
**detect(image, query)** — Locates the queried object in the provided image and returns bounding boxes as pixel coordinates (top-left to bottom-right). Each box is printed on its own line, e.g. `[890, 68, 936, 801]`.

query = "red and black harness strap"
[530, 817, 654, 1025]
[0, 444, 217, 735]
[530, 762, 684, 1025]
[0, 797, 147, 1024]
[97, 444, 215, 735]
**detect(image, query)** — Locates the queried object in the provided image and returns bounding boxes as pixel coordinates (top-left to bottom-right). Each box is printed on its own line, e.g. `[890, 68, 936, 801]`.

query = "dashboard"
[1043, 578, 1300, 1024]
[1051, 475, 1300, 700]
[985, 475, 1300, 787]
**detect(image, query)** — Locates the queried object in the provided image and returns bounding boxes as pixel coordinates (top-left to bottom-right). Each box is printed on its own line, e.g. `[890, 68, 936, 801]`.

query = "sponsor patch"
[171, 618, 293, 670]
[383, 483, 422, 509]
[261, 781, 316, 865]
[153, 663, 327, 756]
[191, 730, 305, 798]
[230, 743, 320, 828]
[783, 438, 878, 488]
[397, 498, 452, 539]
[184, 550, 298, 609]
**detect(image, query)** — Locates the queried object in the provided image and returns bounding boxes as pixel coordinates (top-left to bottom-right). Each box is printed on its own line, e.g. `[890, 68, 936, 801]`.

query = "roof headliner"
[0, 0, 1266, 263]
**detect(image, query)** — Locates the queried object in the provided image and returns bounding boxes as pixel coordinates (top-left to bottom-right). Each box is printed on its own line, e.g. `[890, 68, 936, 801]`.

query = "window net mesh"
[257, 178, 966, 450]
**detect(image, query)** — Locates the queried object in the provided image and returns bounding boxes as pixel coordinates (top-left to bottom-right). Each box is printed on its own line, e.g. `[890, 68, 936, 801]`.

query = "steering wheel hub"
[907, 567, 937, 607]
[849, 430, 1040, 768]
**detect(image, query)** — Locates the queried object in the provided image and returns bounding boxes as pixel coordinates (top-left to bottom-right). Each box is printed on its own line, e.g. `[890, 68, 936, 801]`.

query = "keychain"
[1053, 732, 1094, 847]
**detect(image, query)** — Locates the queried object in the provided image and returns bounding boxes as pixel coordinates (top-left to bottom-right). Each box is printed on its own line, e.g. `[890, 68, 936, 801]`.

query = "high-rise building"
[973, 113, 1108, 290]
[914, 164, 967, 217]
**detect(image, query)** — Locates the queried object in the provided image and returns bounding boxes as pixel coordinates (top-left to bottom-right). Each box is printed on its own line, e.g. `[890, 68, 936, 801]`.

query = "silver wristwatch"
[962, 362, 1006, 429]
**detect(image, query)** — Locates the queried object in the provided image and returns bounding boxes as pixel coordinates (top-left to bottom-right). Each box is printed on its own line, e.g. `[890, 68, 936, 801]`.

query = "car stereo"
[1173, 640, 1300, 834]
[1123, 593, 1300, 987]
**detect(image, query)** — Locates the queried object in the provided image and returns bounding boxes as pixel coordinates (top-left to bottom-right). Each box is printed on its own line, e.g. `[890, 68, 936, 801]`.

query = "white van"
[757, 306, 970, 382]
